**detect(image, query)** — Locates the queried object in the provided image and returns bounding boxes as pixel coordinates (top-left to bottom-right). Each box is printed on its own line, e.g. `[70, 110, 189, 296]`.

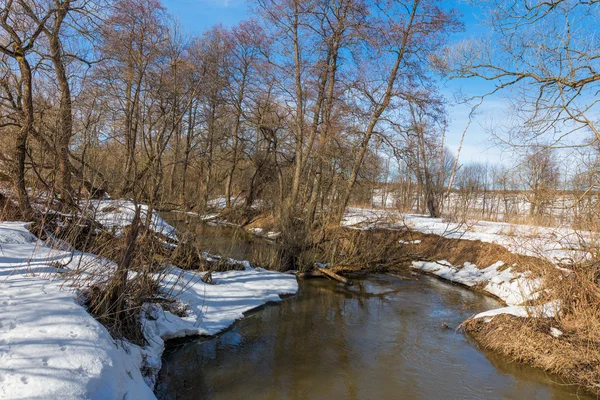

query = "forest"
[1, 0, 600, 399]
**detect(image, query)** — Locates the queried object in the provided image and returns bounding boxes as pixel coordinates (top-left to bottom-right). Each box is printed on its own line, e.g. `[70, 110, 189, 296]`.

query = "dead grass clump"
[205, 257, 245, 272]
[318, 228, 413, 270]
[81, 225, 170, 344]
[278, 211, 311, 271]
[29, 212, 108, 254]
[245, 211, 277, 232]
[169, 234, 203, 269]
[218, 206, 261, 226]
[0, 192, 21, 221]
[169, 233, 245, 272]
[320, 227, 553, 276]
[547, 259, 600, 342]
[82, 276, 157, 345]
[465, 314, 600, 395]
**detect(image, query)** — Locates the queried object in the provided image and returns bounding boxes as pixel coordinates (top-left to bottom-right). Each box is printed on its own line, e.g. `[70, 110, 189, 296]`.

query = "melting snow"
[0, 221, 298, 399]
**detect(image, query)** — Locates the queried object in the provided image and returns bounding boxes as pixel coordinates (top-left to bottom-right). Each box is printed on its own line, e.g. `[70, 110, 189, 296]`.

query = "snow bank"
[410, 259, 560, 321]
[0, 222, 298, 399]
[411, 260, 540, 306]
[343, 208, 592, 262]
[141, 266, 298, 375]
[85, 200, 177, 240]
[0, 222, 154, 400]
[472, 302, 559, 321]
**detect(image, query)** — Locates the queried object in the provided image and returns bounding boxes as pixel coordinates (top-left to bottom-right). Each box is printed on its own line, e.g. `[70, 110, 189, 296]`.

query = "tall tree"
[0, 0, 54, 216]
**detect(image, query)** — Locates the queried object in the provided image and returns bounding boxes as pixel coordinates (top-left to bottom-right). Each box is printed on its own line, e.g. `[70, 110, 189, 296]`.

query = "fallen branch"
[316, 266, 354, 286]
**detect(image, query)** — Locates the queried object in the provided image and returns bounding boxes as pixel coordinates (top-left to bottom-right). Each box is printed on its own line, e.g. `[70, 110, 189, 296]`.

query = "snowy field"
[372, 189, 598, 223]
[0, 217, 297, 400]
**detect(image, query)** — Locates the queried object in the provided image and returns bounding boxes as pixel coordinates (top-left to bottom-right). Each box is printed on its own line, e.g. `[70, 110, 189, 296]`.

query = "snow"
[473, 302, 559, 321]
[370, 190, 598, 225]
[248, 227, 281, 240]
[550, 327, 564, 338]
[206, 197, 230, 209]
[0, 222, 154, 400]
[84, 199, 177, 240]
[141, 265, 298, 364]
[411, 260, 540, 306]
[0, 221, 298, 400]
[342, 207, 593, 262]
[398, 239, 421, 244]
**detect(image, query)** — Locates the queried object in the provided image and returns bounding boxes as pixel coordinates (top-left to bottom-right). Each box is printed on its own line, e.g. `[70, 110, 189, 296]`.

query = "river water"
[158, 213, 591, 400]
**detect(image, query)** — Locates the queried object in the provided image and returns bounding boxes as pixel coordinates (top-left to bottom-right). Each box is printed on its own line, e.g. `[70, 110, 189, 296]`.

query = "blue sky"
[162, 0, 249, 32]
[161, 0, 510, 165]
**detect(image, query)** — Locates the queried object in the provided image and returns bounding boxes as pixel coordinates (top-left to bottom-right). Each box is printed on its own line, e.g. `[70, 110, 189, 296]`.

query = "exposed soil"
[322, 227, 553, 278]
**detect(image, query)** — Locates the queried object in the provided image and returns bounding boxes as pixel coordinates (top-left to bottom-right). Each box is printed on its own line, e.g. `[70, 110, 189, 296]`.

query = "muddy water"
[158, 213, 590, 400]
[162, 211, 279, 262]
[157, 275, 590, 400]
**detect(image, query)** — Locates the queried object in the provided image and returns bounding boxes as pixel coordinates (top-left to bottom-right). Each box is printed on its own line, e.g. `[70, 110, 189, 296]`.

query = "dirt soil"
[323, 227, 552, 277]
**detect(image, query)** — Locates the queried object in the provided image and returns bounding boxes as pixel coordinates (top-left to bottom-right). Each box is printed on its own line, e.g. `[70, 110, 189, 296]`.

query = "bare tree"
[336, 0, 461, 221]
[0, 0, 54, 216]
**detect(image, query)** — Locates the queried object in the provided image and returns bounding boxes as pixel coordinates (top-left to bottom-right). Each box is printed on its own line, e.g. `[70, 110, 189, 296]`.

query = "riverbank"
[3, 197, 597, 398]
[158, 276, 590, 400]
[337, 209, 600, 395]
[0, 212, 297, 399]
[197, 203, 599, 395]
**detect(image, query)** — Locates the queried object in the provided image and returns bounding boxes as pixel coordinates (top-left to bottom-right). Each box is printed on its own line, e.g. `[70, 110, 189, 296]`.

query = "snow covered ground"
[0, 221, 298, 399]
[0, 222, 154, 399]
[84, 200, 178, 240]
[371, 188, 598, 224]
[342, 207, 593, 263]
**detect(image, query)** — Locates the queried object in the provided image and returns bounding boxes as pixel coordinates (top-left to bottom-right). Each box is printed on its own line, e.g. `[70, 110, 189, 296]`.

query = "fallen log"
[316, 267, 353, 286]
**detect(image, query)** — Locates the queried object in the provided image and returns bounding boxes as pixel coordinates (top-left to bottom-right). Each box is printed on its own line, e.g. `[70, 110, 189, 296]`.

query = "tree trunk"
[14, 55, 33, 218]
[47, 4, 74, 207]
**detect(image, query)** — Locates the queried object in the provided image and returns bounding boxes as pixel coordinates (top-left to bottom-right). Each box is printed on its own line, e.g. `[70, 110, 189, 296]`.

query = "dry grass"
[245, 211, 277, 232]
[459, 246, 600, 395]
[465, 314, 600, 395]
[319, 227, 552, 277]
[0, 192, 21, 221]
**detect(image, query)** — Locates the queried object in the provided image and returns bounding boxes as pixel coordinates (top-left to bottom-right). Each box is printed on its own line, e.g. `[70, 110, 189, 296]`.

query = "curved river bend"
[158, 213, 590, 399]
[156, 273, 589, 399]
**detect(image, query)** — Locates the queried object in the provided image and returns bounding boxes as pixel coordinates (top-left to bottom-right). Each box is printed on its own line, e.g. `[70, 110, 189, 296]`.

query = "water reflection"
[162, 212, 279, 263]
[157, 276, 591, 400]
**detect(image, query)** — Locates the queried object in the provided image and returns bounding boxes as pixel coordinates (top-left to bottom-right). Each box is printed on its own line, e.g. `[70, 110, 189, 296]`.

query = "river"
[157, 213, 591, 400]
